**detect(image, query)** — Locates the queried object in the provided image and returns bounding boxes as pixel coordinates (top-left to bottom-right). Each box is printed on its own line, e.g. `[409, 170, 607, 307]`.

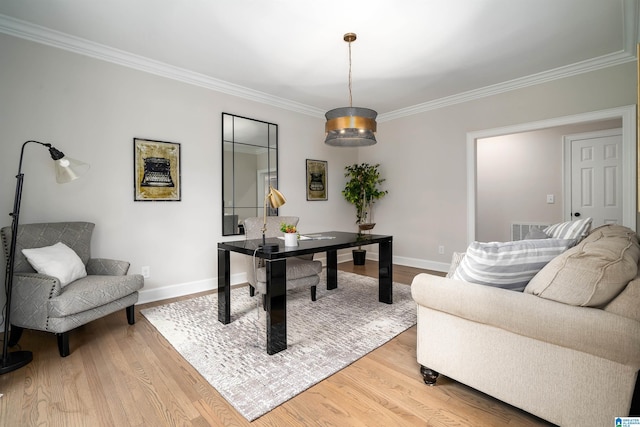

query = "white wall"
[0, 34, 357, 306]
[0, 32, 637, 309]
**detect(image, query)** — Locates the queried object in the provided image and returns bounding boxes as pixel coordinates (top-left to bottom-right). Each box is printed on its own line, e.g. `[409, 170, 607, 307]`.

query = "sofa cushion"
[256, 257, 322, 282]
[22, 242, 87, 287]
[451, 238, 575, 291]
[525, 224, 640, 307]
[48, 274, 144, 317]
[543, 217, 592, 241]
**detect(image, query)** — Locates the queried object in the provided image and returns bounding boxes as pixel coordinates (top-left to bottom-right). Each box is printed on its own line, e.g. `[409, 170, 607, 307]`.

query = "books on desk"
[276, 234, 337, 241]
[299, 234, 336, 240]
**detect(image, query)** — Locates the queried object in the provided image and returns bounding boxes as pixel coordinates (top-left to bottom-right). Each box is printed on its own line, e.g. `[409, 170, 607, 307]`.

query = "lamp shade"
[325, 107, 378, 147]
[324, 33, 378, 147]
[260, 186, 286, 252]
[54, 156, 90, 183]
[266, 186, 286, 208]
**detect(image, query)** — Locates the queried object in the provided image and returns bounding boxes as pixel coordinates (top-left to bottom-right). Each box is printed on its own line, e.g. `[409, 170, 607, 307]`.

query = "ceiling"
[0, 0, 637, 120]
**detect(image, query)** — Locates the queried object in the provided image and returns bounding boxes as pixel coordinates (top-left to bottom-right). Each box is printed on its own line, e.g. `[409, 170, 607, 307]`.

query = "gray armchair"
[243, 216, 322, 301]
[1, 222, 144, 357]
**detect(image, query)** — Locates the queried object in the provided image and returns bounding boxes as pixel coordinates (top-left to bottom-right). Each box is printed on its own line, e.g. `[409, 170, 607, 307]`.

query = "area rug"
[141, 271, 416, 421]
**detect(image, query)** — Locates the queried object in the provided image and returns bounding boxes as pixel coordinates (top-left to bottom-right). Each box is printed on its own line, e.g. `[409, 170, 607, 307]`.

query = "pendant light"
[325, 33, 378, 147]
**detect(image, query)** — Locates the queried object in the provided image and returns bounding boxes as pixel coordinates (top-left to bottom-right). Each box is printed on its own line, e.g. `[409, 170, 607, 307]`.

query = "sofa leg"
[126, 305, 135, 325]
[311, 285, 317, 301]
[57, 332, 70, 357]
[420, 365, 439, 386]
[249, 285, 255, 297]
[8, 325, 23, 346]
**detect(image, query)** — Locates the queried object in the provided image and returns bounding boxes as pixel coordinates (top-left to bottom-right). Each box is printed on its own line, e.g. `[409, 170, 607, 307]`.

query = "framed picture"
[306, 159, 327, 201]
[134, 138, 181, 201]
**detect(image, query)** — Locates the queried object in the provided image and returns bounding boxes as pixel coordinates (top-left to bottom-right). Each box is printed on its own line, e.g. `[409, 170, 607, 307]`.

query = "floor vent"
[511, 223, 550, 241]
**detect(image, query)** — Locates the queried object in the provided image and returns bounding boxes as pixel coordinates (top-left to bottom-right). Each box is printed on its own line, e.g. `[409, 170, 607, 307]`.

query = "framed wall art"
[134, 138, 181, 201]
[306, 159, 327, 201]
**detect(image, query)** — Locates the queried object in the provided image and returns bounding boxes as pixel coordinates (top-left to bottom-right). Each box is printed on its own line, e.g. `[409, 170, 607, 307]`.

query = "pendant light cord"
[348, 39, 353, 107]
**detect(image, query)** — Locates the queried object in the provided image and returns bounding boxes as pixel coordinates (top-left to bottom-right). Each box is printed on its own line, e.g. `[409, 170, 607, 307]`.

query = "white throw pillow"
[22, 242, 87, 286]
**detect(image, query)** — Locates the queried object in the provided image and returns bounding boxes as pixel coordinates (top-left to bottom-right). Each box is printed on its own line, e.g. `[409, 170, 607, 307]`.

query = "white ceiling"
[0, 0, 637, 119]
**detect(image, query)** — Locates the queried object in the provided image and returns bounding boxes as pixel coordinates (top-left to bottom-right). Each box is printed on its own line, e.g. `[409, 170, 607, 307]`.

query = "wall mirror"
[222, 113, 278, 236]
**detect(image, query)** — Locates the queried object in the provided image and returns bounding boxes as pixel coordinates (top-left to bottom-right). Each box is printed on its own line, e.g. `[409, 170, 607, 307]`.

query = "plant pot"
[284, 233, 298, 247]
[352, 249, 366, 265]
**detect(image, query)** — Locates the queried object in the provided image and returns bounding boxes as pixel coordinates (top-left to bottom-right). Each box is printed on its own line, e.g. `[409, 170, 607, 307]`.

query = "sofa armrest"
[10, 273, 61, 329]
[86, 258, 130, 276]
[411, 273, 640, 367]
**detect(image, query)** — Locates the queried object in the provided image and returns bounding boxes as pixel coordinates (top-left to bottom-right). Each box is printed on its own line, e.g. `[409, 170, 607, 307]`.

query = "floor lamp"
[1, 140, 89, 375]
[259, 185, 286, 253]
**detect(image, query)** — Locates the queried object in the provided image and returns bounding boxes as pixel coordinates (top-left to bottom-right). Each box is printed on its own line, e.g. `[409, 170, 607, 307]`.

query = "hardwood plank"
[0, 261, 553, 426]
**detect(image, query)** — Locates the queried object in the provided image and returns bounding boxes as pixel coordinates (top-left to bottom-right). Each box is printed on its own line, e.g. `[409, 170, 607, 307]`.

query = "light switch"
[546, 194, 555, 204]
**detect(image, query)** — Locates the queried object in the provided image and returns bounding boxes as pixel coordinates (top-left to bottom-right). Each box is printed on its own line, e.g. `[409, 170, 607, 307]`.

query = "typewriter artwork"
[134, 138, 181, 201]
[141, 157, 174, 187]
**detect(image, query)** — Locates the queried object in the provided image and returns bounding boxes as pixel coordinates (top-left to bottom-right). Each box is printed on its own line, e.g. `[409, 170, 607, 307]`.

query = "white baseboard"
[138, 253, 448, 305]
[392, 255, 449, 273]
[138, 277, 221, 304]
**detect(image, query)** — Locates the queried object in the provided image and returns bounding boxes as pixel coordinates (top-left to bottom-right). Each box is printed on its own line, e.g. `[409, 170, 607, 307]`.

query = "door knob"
[574, 212, 581, 217]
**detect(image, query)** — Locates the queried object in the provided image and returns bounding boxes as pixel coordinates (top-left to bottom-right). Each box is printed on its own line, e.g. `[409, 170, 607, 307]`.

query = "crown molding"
[378, 50, 635, 122]
[0, 14, 326, 118]
[0, 11, 636, 123]
[379, 0, 639, 122]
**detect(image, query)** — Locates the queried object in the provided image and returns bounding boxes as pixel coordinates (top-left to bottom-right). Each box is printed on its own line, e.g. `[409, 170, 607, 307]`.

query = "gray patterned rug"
[141, 271, 416, 421]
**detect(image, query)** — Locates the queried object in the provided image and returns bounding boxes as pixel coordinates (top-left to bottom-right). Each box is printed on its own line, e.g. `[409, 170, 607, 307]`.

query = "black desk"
[217, 231, 393, 354]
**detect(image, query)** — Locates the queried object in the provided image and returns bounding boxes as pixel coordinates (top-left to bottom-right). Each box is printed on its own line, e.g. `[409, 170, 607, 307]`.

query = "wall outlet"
[546, 194, 555, 204]
[141, 266, 151, 279]
[438, 245, 445, 255]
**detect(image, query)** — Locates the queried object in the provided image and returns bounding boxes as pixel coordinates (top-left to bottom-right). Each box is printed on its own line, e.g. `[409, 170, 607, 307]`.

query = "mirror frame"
[222, 113, 279, 236]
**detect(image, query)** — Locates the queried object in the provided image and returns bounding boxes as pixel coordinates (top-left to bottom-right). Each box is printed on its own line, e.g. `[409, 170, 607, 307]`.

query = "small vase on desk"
[284, 233, 298, 247]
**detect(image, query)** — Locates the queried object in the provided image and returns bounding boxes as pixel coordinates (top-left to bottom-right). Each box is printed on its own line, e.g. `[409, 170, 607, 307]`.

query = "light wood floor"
[0, 262, 552, 426]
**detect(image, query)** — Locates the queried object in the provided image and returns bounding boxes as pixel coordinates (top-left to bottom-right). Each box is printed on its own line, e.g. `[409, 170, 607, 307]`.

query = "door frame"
[466, 105, 636, 244]
[562, 128, 623, 223]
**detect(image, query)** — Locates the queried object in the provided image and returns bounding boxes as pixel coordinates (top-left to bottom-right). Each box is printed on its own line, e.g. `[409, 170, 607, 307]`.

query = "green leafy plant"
[280, 222, 297, 233]
[342, 163, 388, 226]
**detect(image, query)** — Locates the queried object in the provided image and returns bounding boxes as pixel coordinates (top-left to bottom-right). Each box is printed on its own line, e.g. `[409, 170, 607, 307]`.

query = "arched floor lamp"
[1, 140, 89, 375]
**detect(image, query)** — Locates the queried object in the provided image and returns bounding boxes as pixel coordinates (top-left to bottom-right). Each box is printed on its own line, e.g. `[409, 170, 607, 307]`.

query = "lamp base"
[259, 243, 280, 253]
[0, 350, 33, 375]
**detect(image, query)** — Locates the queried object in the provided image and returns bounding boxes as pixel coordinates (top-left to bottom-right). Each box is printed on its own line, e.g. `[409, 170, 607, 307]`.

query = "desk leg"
[217, 248, 231, 323]
[379, 238, 393, 304]
[326, 250, 337, 290]
[266, 258, 287, 354]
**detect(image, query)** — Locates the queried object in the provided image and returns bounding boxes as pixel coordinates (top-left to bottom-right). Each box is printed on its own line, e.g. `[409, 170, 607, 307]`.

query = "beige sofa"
[411, 224, 640, 426]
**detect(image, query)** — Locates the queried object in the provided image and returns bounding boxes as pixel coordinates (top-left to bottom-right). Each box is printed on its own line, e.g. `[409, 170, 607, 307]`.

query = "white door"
[563, 129, 623, 227]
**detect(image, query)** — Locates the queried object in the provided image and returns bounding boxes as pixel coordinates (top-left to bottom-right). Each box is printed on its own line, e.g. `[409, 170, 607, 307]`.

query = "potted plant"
[280, 222, 298, 247]
[342, 163, 388, 264]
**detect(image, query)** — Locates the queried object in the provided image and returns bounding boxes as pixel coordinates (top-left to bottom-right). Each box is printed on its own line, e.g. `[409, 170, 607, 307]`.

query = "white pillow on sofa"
[452, 238, 575, 291]
[22, 242, 87, 286]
